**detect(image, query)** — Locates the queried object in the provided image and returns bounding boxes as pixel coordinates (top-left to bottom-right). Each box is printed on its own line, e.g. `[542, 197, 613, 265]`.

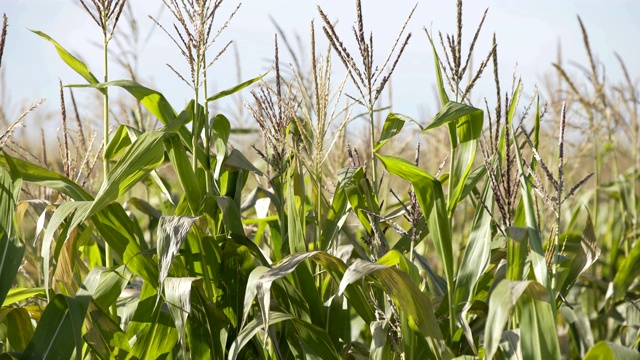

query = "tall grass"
[0, 1, 638, 359]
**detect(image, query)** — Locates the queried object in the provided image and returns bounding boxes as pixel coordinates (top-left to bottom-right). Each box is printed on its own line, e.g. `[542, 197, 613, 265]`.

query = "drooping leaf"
[41, 201, 92, 297]
[164, 277, 199, 355]
[157, 216, 199, 290]
[68, 80, 176, 124]
[0, 152, 91, 201]
[224, 149, 264, 177]
[339, 258, 452, 359]
[31, 30, 103, 92]
[424, 101, 483, 141]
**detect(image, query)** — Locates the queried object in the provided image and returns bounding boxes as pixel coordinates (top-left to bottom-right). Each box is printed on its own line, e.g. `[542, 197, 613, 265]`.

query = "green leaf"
[484, 280, 560, 360]
[231, 311, 340, 360]
[0, 168, 24, 308]
[2, 288, 46, 307]
[286, 162, 306, 254]
[558, 212, 599, 297]
[165, 133, 201, 214]
[31, 30, 103, 93]
[376, 154, 454, 303]
[339, 258, 452, 359]
[0, 152, 92, 201]
[424, 102, 483, 141]
[187, 280, 230, 359]
[612, 219, 640, 302]
[243, 252, 317, 335]
[506, 226, 528, 281]
[320, 185, 349, 251]
[4, 308, 33, 351]
[104, 124, 140, 160]
[89, 129, 166, 216]
[212, 114, 231, 181]
[374, 113, 410, 151]
[92, 203, 159, 286]
[21, 292, 91, 360]
[583, 341, 640, 360]
[453, 179, 493, 350]
[68, 80, 176, 124]
[126, 282, 179, 359]
[83, 266, 130, 312]
[84, 304, 128, 360]
[242, 251, 375, 330]
[224, 149, 264, 177]
[206, 72, 267, 102]
[41, 201, 92, 297]
[164, 277, 199, 354]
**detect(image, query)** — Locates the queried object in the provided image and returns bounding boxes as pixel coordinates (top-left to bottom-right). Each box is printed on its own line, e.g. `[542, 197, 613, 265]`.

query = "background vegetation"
[0, 0, 638, 359]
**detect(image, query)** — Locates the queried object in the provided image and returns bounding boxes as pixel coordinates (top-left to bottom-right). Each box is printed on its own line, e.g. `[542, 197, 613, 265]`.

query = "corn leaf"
[583, 341, 640, 360]
[206, 72, 267, 102]
[31, 30, 103, 93]
[68, 80, 176, 124]
[374, 113, 410, 151]
[4, 308, 33, 351]
[612, 231, 640, 302]
[21, 291, 91, 360]
[157, 216, 199, 290]
[339, 258, 452, 359]
[2, 288, 46, 307]
[453, 179, 493, 350]
[212, 114, 231, 181]
[0, 167, 23, 307]
[0, 152, 92, 201]
[231, 311, 340, 360]
[84, 304, 128, 360]
[89, 129, 165, 216]
[126, 282, 179, 359]
[484, 280, 560, 360]
[376, 154, 454, 301]
[92, 203, 159, 286]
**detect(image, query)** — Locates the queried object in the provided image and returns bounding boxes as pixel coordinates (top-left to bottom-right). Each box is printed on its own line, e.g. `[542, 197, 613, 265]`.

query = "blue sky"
[1, 0, 639, 126]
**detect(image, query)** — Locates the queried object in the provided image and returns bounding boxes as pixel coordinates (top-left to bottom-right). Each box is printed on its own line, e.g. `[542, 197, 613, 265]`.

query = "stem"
[192, 66, 200, 177]
[369, 104, 378, 195]
[202, 53, 212, 195]
[102, 26, 116, 319]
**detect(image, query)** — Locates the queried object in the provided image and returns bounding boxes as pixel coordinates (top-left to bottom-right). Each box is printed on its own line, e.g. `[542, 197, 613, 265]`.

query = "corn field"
[0, 0, 639, 359]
